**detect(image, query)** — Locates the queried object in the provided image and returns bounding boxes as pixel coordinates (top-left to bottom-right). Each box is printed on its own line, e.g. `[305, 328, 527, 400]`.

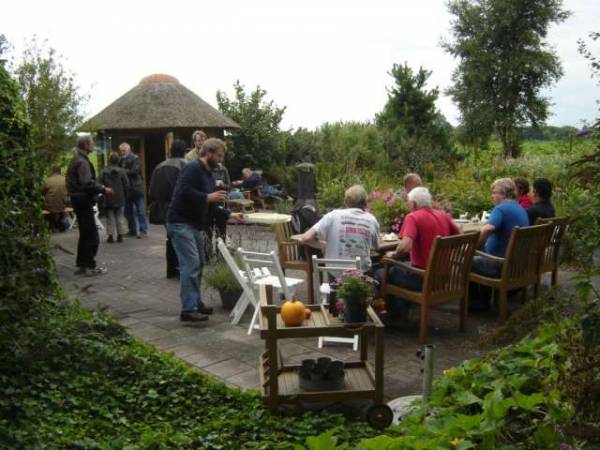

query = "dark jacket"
[212, 164, 231, 190]
[527, 200, 556, 225]
[119, 152, 143, 196]
[149, 157, 187, 225]
[167, 159, 230, 230]
[66, 149, 105, 207]
[242, 173, 262, 191]
[99, 164, 130, 209]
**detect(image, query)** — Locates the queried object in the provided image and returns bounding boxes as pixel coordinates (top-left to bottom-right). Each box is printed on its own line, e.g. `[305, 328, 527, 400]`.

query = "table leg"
[305, 244, 314, 304]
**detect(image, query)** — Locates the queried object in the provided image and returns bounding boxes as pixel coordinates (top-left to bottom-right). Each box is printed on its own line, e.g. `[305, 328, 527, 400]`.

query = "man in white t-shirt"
[300, 185, 380, 270]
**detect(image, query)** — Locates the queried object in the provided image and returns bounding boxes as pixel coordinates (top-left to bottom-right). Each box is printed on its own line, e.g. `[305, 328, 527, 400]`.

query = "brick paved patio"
[51, 223, 504, 400]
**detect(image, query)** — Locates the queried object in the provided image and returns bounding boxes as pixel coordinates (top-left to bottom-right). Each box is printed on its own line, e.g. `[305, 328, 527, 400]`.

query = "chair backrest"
[237, 247, 292, 299]
[501, 224, 553, 287]
[273, 221, 302, 263]
[311, 256, 361, 302]
[536, 217, 569, 272]
[216, 238, 256, 301]
[421, 232, 480, 301]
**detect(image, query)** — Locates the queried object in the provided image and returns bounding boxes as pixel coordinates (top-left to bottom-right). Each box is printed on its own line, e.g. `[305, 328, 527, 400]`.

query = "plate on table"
[381, 233, 398, 241]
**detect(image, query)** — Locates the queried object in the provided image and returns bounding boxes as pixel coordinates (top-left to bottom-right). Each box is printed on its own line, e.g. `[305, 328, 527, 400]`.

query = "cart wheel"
[366, 404, 393, 429]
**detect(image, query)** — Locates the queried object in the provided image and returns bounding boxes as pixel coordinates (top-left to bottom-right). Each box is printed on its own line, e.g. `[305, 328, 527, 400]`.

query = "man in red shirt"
[378, 186, 460, 295]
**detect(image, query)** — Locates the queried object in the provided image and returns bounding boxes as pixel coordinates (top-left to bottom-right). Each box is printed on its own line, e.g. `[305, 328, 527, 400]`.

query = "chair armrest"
[474, 250, 505, 264]
[381, 258, 425, 277]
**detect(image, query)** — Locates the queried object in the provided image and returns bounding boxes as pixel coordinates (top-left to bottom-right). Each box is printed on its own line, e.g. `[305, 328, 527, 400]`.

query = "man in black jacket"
[149, 139, 187, 278]
[119, 142, 148, 238]
[66, 135, 113, 275]
[167, 138, 244, 322]
[527, 178, 556, 225]
[99, 152, 130, 243]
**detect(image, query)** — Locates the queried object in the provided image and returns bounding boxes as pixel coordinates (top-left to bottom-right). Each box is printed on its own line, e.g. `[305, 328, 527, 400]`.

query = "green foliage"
[578, 31, 600, 84]
[444, 0, 571, 158]
[377, 63, 454, 173]
[217, 80, 286, 177]
[203, 258, 241, 293]
[16, 37, 86, 165]
[0, 299, 378, 449]
[304, 314, 599, 449]
[367, 188, 408, 232]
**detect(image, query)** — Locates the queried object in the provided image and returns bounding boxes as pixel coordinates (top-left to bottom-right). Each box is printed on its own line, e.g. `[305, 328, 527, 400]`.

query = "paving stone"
[227, 368, 260, 390]
[185, 351, 229, 368]
[203, 359, 254, 379]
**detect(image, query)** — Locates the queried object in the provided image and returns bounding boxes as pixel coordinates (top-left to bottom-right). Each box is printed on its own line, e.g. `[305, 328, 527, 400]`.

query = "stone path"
[52, 223, 507, 400]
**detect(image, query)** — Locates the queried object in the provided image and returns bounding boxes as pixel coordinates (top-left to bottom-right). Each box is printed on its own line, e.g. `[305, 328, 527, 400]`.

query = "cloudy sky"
[2, 0, 599, 130]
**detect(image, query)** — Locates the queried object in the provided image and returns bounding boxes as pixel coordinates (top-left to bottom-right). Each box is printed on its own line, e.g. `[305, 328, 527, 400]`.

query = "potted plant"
[332, 269, 379, 323]
[204, 259, 242, 309]
[368, 188, 408, 233]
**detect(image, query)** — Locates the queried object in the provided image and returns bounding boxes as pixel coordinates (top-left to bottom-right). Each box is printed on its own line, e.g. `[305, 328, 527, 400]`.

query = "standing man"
[185, 130, 207, 161]
[42, 166, 69, 231]
[119, 142, 148, 238]
[66, 135, 113, 275]
[149, 139, 187, 278]
[167, 138, 244, 322]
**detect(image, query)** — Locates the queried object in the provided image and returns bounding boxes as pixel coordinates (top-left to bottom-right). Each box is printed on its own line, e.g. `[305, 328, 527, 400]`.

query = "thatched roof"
[81, 74, 239, 131]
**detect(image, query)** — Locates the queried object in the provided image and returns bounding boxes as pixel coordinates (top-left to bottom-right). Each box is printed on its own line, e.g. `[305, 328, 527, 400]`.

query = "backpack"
[291, 204, 320, 234]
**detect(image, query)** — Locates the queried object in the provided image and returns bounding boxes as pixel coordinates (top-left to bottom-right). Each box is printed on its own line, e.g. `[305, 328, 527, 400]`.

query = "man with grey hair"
[300, 184, 380, 269]
[118, 141, 147, 238]
[66, 135, 113, 276]
[185, 130, 207, 161]
[379, 186, 460, 297]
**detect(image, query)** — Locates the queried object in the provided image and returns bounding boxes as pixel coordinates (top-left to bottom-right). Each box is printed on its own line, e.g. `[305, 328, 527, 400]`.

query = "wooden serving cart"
[257, 286, 393, 429]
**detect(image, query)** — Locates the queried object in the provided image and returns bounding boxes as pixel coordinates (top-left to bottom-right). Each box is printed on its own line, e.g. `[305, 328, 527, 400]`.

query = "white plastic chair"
[216, 238, 258, 326]
[312, 255, 361, 351]
[238, 247, 304, 335]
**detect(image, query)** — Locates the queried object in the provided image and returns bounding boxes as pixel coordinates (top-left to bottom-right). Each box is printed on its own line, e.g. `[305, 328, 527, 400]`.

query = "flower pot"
[218, 288, 242, 309]
[343, 303, 367, 323]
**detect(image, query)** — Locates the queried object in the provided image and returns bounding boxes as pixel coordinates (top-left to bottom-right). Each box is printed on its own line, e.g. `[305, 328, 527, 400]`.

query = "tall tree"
[376, 63, 453, 173]
[216, 81, 286, 177]
[443, 0, 570, 158]
[16, 38, 86, 164]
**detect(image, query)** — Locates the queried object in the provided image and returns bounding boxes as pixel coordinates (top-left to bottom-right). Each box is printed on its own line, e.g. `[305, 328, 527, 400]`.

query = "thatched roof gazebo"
[81, 73, 239, 197]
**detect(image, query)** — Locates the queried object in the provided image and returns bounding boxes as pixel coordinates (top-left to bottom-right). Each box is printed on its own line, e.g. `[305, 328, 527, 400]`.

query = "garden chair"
[216, 238, 257, 327]
[273, 221, 315, 304]
[311, 255, 362, 351]
[536, 216, 569, 286]
[381, 232, 479, 343]
[469, 224, 553, 322]
[237, 247, 304, 335]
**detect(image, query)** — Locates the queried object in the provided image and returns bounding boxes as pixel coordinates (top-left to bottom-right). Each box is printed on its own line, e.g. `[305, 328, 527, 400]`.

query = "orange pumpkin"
[280, 299, 306, 326]
[304, 308, 312, 320]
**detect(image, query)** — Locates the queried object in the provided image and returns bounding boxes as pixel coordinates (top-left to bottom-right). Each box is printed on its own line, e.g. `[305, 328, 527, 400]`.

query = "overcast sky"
[2, 0, 599, 130]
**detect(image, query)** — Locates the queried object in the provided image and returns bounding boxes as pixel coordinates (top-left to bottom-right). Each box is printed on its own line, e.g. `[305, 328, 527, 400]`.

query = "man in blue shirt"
[167, 138, 244, 322]
[470, 178, 529, 311]
[473, 177, 529, 276]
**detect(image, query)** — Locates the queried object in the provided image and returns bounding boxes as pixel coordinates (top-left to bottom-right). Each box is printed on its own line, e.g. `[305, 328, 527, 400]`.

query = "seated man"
[42, 166, 69, 231]
[526, 178, 555, 225]
[397, 172, 423, 200]
[378, 187, 460, 295]
[472, 178, 530, 278]
[300, 185, 379, 270]
[230, 168, 286, 200]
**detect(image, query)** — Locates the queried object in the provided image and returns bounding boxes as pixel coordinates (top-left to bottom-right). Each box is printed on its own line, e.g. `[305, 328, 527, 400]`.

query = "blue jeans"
[167, 223, 206, 314]
[228, 191, 244, 200]
[471, 256, 502, 277]
[125, 192, 148, 235]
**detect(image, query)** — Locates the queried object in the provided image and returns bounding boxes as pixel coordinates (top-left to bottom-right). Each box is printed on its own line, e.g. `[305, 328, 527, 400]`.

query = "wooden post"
[374, 326, 384, 404]
[164, 131, 174, 159]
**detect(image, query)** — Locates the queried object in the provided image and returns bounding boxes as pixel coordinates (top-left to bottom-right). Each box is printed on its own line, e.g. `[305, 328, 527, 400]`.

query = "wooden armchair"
[380, 232, 479, 343]
[469, 224, 553, 322]
[272, 221, 314, 304]
[536, 217, 569, 286]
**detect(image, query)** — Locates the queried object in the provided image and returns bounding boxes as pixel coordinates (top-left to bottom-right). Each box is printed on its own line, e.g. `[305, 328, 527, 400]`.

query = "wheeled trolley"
[257, 286, 392, 429]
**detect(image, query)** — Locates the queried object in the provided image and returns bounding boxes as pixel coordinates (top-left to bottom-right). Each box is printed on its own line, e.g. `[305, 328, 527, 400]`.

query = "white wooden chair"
[312, 255, 361, 351]
[238, 247, 304, 335]
[216, 238, 258, 327]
